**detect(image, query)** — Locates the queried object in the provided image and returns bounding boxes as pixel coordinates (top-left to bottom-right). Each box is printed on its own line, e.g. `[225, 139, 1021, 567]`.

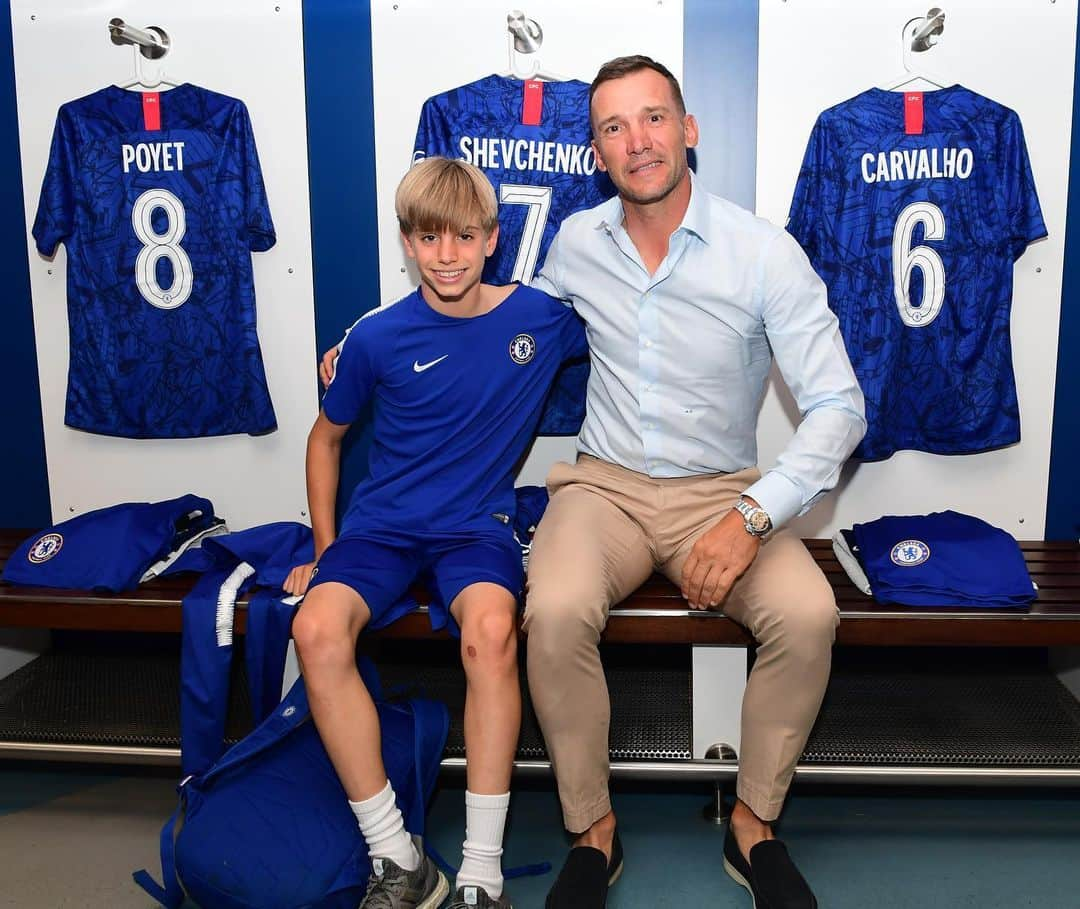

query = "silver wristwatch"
[734, 497, 772, 537]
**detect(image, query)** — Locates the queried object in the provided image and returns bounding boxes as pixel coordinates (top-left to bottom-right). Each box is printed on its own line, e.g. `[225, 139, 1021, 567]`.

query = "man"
[293, 157, 587, 909]
[524, 57, 865, 909]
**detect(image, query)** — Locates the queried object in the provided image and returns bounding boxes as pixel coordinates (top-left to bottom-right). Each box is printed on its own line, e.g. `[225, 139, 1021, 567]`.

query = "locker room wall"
[755, 0, 1078, 540]
[2, 0, 1080, 537]
[8, 0, 317, 530]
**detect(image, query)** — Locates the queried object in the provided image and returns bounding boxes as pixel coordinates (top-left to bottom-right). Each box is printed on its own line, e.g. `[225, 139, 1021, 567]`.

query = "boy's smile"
[402, 223, 499, 316]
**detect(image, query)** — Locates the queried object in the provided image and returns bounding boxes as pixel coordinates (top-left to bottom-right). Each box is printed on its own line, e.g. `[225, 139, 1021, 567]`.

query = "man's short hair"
[395, 156, 499, 235]
[589, 55, 687, 121]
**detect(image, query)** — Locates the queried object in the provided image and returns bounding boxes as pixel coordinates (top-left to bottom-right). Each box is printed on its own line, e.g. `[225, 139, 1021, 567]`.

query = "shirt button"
[643, 339, 653, 348]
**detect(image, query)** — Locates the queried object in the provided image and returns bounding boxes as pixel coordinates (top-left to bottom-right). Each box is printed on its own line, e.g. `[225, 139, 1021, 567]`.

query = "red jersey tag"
[904, 92, 924, 135]
[142, 92, 161, 131]
[522, 80, 543, 126]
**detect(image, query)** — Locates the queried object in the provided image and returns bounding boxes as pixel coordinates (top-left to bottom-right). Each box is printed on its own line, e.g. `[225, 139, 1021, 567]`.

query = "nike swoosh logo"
[413, 355, 449, 373]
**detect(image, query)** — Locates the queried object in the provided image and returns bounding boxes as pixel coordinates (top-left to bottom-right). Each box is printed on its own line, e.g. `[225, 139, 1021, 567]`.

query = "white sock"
[456, 790, 510, 898]
[349, 781, 420, 872]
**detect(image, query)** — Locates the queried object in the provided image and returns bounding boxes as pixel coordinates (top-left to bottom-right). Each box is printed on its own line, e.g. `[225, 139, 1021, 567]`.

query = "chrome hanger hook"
[507, 10, 543, 54]
[108, 18, 170, 61]
[911, 7, 945, 53]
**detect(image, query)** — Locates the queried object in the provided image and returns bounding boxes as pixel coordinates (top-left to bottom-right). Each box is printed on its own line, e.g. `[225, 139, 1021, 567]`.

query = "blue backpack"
[135, 659, 449, 909]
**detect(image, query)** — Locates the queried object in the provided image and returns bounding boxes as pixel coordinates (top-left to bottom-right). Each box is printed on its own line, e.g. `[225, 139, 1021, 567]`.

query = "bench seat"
[3, 532, 1080, 646]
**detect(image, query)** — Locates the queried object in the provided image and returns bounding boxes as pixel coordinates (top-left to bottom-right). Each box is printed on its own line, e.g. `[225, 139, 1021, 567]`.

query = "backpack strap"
[244, 589, 297, 724]
[409, 697, 450, 835]
[131, 805, 185, 908]
[180, 561, 256, 777]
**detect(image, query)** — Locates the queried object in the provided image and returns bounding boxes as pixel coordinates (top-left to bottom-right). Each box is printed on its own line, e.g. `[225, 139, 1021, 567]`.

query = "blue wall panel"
[1046, 35, 1080, 540]
[0, 0, 50, 528]
[302, 0, 379, 522]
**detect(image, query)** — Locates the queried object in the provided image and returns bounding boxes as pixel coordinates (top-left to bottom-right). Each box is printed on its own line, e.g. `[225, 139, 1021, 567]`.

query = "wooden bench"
[4, 532, 1080, 644]
[2, 529, 1080, 783]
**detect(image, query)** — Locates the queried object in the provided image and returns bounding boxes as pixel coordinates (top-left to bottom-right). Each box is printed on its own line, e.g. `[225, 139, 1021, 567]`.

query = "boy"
[285, 157, 588, 909]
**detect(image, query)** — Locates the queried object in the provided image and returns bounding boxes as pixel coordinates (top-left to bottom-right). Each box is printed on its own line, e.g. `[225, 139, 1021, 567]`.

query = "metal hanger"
[882, 8, 949, 92]
[110, 18, 180, 90]
[501, 9, 568, 82]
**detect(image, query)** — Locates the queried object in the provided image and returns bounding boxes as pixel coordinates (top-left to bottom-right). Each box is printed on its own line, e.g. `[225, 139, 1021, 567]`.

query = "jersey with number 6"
[787, 86, 1046, 460]
[33, 84, 277, 438]
[413, 75, 612, 434]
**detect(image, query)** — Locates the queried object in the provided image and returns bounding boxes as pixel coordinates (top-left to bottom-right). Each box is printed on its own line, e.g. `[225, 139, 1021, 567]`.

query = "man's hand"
[283, 561, 318, 597]
[680, 509, 761, 609]
[319, 346, 339, 389]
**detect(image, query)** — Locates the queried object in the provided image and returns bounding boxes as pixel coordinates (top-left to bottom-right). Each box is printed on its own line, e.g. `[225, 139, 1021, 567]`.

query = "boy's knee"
[461, 605, 517, 675]
[292, 605, 353, 671]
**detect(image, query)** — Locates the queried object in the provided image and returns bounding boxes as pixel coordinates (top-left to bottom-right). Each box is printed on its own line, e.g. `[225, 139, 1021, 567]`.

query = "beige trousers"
[523, 455, 838, 831]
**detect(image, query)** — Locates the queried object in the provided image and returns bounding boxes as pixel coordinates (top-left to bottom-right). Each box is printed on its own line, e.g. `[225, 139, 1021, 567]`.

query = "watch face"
[749, 511, 771, 533]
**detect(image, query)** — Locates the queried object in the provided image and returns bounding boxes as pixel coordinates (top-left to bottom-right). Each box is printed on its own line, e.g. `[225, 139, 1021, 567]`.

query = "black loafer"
[545, 831, 623, 908]
[722, 823, 817, 909]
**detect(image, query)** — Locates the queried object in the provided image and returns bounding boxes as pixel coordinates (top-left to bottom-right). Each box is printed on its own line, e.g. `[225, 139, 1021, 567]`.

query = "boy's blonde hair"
[395, 157, 499, 235]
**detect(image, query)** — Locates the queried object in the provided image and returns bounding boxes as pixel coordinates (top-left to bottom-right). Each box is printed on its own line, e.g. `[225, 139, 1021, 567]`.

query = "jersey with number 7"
[787, 86, 1046, 461]
[33, 84, 276, 439]
[412, 75, 613, 435]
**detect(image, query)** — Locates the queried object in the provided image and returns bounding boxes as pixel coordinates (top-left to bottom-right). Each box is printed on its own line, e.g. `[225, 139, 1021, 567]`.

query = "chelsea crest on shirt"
[509, 333, 536, 365]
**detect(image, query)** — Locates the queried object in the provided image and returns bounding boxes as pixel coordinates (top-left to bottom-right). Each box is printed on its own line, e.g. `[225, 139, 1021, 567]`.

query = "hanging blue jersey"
[788, 86, 1046, 460]
[323, 285, 587, 536]
[33, 84, 277, 439]
[413, 75, 611, 435]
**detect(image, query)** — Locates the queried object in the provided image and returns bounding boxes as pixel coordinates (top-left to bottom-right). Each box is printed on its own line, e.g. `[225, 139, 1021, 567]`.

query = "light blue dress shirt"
[532, 175, 866, 530]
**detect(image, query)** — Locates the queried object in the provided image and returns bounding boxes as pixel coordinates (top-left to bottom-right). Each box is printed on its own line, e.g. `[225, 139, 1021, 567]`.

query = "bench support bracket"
[692, 645, 747, 758]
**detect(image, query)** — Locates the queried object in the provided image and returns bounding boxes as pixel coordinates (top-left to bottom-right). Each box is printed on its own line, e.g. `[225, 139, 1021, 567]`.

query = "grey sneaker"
[447, 884, 513, 908]
[359, 855, 449, 909]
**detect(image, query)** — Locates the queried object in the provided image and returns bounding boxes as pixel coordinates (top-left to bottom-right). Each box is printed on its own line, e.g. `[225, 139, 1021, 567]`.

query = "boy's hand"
[319, 346, 339, 389]
[283, 561, 318, 597]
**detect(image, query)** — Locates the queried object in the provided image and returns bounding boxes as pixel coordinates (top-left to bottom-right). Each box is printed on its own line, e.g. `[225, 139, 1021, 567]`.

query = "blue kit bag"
[135, 658, 449, 909]
[2, 494, 223, 592]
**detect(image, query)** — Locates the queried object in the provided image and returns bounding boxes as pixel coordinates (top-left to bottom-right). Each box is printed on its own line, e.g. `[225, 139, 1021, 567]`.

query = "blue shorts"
[307, 528, 523, 635]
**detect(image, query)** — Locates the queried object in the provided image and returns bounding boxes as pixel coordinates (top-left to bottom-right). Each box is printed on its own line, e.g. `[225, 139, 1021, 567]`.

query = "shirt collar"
[593, 194, 625, 234]
[593, 169, 711, 246]
[680, 171, 711, 245]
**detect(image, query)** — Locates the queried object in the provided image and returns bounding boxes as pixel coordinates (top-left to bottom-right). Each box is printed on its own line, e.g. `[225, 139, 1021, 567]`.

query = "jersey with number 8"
[412, 75, 613, 434]
[33, 84, 277, 438]
[787, 86, 1046, 460]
